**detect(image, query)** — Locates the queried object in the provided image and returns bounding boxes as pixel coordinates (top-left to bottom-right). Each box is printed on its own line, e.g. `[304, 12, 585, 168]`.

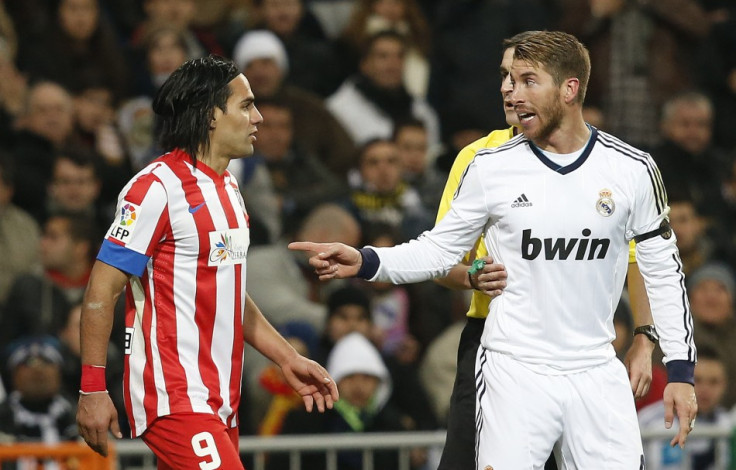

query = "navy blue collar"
[527, 125, 597, 175]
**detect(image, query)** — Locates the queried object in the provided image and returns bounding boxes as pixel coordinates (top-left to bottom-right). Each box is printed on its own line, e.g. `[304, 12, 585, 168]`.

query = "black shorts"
[437, 317, 484, 470]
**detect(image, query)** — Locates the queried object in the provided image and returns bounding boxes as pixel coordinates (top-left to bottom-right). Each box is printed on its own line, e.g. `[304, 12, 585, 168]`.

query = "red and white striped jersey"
[98, 149, 250, 437]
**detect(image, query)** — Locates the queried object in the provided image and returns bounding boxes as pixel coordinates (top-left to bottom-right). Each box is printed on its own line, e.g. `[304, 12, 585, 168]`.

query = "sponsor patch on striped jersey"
[208, 228, 249, 266]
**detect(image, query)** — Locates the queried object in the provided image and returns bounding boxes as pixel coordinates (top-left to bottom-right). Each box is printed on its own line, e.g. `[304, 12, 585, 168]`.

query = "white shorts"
[474, 348, 644, 469]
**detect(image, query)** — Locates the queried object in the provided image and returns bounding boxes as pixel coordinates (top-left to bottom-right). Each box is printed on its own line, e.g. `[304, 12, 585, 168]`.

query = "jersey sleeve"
[368, 157, 489, 284]
[628, 157, 696, 383]
[436, 129, 512, 264]
[97, 173, 169, 277]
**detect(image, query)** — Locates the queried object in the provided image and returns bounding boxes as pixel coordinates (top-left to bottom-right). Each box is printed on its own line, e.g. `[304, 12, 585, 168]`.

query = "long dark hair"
[152, 55, 240, 163]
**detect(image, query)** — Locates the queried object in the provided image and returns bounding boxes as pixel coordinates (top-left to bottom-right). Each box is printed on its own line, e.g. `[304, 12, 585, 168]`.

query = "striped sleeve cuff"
[98, 239, 150, 277]
[666, 360, 695, 385]
[356, 247, 380, 280]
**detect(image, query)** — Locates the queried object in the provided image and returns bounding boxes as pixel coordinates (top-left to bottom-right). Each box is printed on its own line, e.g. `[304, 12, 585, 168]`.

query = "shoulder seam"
[474, 134, 527, 158]
[596, 133, 666, 215]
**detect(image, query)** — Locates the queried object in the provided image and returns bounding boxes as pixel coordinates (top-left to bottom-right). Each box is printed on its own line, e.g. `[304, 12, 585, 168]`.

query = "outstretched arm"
[243, 295, 339, 411]
[77, 261, 129, 457]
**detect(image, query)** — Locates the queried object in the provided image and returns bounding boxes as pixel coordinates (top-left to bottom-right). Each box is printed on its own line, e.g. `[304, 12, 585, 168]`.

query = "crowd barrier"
[0, 427, 731, 470]
[0, 442, 115, 469]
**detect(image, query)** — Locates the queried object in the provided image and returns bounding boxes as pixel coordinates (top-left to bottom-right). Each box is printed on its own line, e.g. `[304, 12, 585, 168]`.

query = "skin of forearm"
[627, 263, 654, 327]
[434, 262, 473, 290]
[80, 262, 129, 366]
[242, 295, 298, 367]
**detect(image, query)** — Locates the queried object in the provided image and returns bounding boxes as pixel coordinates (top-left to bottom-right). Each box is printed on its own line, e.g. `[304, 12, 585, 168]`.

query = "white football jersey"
[367, 128, 695, 374]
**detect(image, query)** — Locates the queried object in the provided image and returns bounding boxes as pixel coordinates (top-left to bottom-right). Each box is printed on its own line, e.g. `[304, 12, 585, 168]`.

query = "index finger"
[288, 241, 327, 253]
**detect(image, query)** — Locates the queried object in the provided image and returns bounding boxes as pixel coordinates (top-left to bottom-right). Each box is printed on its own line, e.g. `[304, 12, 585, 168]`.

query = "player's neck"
[196, 150, 231, 175]
[533, 115, 590, 154]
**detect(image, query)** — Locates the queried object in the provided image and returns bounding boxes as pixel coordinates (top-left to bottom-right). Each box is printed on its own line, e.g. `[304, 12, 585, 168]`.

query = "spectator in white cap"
[231, 29, 356, 178]
[249, 0, 342, 97]
[233, 30, 289, 93]
[267, 332, 409, 470]
[689, 262, 736, 407]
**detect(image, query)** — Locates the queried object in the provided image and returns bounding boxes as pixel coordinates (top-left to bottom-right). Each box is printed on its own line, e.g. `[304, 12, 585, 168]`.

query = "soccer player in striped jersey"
[76, 56, 338, 468]
[432, 31, 659, 470]
[291, 31, 697, 469]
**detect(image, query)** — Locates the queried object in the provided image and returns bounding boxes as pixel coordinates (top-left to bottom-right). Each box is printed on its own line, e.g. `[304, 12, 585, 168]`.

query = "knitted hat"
[5, 336, 63, 371]
[327, 332, 391, 409]
[688, 263, 735, 299]
[232, 30, 289, 73]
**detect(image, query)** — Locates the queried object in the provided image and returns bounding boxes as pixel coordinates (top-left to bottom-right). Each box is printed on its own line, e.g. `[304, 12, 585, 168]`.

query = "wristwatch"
[633, 325, 659, 344]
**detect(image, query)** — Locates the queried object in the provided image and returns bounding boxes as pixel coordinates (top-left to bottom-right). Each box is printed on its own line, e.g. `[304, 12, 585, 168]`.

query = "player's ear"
[210, 106, 224, 130]
[564, 78, 580, 104]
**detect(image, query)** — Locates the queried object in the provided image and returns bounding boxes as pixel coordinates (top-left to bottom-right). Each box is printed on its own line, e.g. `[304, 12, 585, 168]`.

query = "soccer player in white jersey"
[291, 31, 697, 469]
[76, 56, 338, 468]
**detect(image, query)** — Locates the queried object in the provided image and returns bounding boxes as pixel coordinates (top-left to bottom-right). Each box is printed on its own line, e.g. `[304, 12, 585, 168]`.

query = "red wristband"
[80, 364, 107, 393]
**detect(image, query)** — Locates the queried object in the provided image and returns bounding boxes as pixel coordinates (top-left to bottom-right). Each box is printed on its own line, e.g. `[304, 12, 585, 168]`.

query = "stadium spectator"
[688, 263, 736, 408]
[46, 150, 104, 225]
[0, 213, 99, 351]
[267, 332, 407, 470]
[639, 345, 733, 469]
[668, 194, 717, 276]
[559, 0, 712, 149]
[251, 0, 341, 96]
[360, 224, 417, 363]
[10, 81, 76, 222]
[393, 118, 446, 211]
[327, 30, 441, 153]
[129, 25, 190, 99]
[255, 98, 347, 225]
[313, 285, 375, 364]
[0, 37, 26, 143]
[116, 97, 157, 171]
[17, 0, 128, 99]
[651, 92, 729, 216]
[0, 336, 77, 449]
[247, 203, 361, 331]
[0, 156, 40, 305]
[232, 29, 356, 177]
[317, 273, 438, 433]
[338, 0, 431, 98]
[131, 0, 221, 59]
[347, 139, 433, 240]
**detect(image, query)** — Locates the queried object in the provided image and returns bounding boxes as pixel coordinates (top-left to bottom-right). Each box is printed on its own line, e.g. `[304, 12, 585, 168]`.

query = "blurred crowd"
[0, 0, 735, 468]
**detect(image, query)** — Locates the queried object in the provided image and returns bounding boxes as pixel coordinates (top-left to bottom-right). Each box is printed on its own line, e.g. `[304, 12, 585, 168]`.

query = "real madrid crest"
[596, 189, 615, 217]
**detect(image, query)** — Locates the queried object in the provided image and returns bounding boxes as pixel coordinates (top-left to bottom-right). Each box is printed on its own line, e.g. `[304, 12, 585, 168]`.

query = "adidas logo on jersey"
[511, 194, 533, 208]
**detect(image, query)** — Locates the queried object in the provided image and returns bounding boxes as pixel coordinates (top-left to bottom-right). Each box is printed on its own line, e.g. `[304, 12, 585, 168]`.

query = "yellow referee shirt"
[436, 127, 637, 319]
